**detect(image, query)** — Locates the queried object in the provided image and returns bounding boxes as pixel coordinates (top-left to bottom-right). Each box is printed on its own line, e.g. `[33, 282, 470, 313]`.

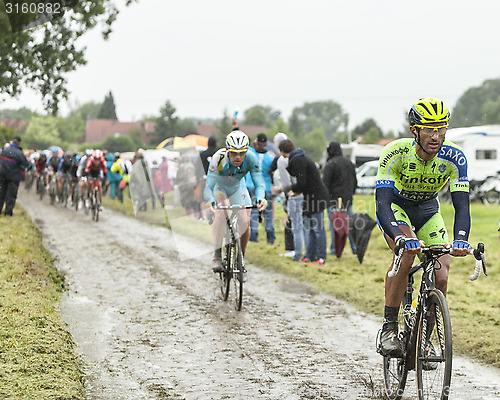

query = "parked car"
[355, 160, 379, 194]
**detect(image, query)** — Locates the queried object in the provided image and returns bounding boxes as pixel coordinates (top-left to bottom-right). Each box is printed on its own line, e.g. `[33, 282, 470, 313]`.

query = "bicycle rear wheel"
[416, 289, 452, 400]
[219, 238, 231, 301]
[382, 303, 410, 400]
[49, 183, 56, 205]
[233, 238, 244, 311]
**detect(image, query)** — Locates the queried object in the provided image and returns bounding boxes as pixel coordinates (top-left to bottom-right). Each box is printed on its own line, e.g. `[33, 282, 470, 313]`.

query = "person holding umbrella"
[322, 141, 358, 257]
[375, 97, 472, 357]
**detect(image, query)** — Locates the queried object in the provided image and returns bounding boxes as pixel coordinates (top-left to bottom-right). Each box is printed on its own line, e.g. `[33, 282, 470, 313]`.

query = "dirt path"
[19, 191, 500, 400]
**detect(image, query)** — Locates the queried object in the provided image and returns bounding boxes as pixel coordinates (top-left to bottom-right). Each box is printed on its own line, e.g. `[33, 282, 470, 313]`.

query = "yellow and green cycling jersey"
[376, 138, 469, 202]
[375, 138, 470, 245]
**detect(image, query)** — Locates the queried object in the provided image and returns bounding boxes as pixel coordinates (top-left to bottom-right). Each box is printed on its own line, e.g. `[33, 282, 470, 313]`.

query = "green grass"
[0, 208, 86, 399]
[105, 193, 500, 368]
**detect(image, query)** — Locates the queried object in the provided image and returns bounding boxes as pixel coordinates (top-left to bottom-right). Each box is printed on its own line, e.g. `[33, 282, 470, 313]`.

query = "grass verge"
[0, 207, 86, 399]
[105, 193, 499, 368]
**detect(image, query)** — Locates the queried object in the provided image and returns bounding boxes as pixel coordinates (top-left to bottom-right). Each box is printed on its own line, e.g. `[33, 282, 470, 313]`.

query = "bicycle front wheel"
[416, 289, 452, 400]
[219, 239, 231, 301]
[233, 238, 244, 311]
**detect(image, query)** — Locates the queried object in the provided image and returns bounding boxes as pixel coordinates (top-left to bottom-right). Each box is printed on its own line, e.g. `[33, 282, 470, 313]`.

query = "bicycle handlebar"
[208, 204, 262, 224]
[388, 239, 487, 281]
[213, 204, 258, 210]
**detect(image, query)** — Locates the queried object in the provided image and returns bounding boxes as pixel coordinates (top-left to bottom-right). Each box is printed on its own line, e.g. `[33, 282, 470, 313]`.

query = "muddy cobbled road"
[18, 190, 500, 400]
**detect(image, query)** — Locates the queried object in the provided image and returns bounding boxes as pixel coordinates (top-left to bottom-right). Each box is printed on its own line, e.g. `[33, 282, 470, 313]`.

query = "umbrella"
[156, 135, 208, 151]
[330, 197, 349, 258]
[48, 146, 64, 157]
[348, 212, 377, 263]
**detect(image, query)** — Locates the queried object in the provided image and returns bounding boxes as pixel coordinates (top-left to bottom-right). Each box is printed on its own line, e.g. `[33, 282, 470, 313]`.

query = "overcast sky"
[3, 0, 500, 134]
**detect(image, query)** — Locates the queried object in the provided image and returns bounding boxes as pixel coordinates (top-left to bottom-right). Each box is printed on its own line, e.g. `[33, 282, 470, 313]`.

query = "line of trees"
[3, 77, 500, 159]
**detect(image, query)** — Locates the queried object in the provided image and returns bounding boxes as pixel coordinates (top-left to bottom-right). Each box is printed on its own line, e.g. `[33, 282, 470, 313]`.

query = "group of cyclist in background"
[27, 148, 121, 211]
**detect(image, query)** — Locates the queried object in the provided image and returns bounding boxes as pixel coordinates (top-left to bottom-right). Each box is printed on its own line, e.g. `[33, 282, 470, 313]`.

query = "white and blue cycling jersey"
[204, 148, 265, 206]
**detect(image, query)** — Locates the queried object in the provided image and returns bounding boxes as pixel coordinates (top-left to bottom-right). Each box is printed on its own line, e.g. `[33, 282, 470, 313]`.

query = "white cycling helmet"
[225, 130, 249, 152]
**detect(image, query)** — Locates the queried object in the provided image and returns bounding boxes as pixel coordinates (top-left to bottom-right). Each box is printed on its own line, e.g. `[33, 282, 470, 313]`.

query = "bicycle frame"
[211, 204, 260, 311]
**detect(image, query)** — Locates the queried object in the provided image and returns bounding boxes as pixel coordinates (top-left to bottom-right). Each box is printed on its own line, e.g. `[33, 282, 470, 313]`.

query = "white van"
[446, 125, 500, 182]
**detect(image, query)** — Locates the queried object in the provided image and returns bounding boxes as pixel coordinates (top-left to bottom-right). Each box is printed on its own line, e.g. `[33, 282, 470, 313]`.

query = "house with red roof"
[81, 119, 156, 144]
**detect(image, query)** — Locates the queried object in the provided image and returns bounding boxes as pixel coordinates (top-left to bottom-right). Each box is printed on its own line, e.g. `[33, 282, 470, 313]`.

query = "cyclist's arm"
[375, 186, 404, 240]
[249, 168, 265, 202]
[450, 190, 470, 241]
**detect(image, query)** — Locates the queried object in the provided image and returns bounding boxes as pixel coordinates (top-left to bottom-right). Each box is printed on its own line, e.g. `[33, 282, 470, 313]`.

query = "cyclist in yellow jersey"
[376, 97, 472, 357]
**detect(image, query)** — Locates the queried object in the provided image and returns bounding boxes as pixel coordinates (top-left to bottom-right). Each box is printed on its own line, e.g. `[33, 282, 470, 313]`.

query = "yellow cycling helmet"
[408, 97, 450, 126]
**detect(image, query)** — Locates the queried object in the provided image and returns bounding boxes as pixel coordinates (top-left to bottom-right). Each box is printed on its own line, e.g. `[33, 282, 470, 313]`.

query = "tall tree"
[0, 107, 38, 121]
[151, 100, 179, 143]
[0, 0, 137, 115]
[68, 101, 102, 121]
[452, 78, 500, 127]
[24, 116, 61, 149]
[288, 100, 348, 141]
[265, 118, 290, 138]
[243, 105, 281, 127]
[214, 108, 232, 145]
[352, 118, 383, 143]
[97, 91, 118, 120]
[0, 125, 15, 145]
[56, 113, 85, 144]
[292, 128, 326, 163]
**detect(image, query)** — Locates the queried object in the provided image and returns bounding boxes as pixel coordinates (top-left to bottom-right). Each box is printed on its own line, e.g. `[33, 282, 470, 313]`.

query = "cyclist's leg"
[212, 187, 229, 252]
[228, 183, 252, 255]
[379, 204, 417, 356]
[415, 212, 451, 296]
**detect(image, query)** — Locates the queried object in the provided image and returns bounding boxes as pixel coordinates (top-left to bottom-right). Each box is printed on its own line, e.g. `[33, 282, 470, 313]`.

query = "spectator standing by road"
[271, 132, 303, 259]
[107, 152, 122, 201]
[0, 136, 30, 216]
[158, 156, 172, 206]
[176, 153, 199, 217]
[322, 141, 358, 255]
[246, 133, 276, 244]
[200, 136, 218, 175]
[279, 139, 329, 265]
[196, 137, 218, 219]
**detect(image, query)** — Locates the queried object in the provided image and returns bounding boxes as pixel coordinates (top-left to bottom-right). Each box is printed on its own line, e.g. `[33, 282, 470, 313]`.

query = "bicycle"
[377, 239, 487, 400]
[48, 171, 57, 205]
[61, 177, 70, 207]
[89, 178, 101, 222]
[72, 180, 80, 211]
[210, 204, 261, 311]
[36, 173, 47, 201]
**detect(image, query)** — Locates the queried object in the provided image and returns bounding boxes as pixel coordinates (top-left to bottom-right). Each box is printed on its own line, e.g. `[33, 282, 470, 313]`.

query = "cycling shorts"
[88, 169, 104, 179]
[384, 198, 449, 246]
[57, 171, 70, 180]
[204, 179, 252, 206]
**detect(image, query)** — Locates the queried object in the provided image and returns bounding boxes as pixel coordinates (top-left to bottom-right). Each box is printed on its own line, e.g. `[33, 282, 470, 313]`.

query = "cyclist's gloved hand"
[452, 240, 472, 250]
[257, 198, 268, 211]
[395, 235, 421, 252]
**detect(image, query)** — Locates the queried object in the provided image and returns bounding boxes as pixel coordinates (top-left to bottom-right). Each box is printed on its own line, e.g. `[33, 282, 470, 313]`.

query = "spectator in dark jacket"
[323, 141, 358, 255]
[197, 136, 218, 219]
[200, 136, 218, 175]
[279, 139, 329, 265]
[0, 136, 30, 216]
